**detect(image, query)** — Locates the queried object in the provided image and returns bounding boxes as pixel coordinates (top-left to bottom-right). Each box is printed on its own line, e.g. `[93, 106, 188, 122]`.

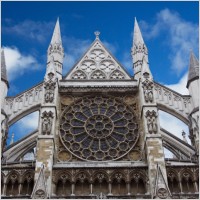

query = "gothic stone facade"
[1, 19, 199, 199]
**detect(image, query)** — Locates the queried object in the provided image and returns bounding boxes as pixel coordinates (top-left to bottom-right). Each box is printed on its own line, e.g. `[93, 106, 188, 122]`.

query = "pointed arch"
[71, 70, 87, 80]
[109, 69, 126, 80]
[90, 69, 106, 79]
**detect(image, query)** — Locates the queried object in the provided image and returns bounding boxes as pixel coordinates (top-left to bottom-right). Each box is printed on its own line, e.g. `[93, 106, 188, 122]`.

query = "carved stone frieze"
[34, 189, 46, 199]
[157, 188, 168, 199]
[41, 111, 53, 135]
[145, 110, 158, 134]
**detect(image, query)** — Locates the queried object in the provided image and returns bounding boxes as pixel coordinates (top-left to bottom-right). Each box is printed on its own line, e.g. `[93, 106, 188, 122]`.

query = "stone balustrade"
[4, 82, 44, 125]
[154, 82, 192, 124]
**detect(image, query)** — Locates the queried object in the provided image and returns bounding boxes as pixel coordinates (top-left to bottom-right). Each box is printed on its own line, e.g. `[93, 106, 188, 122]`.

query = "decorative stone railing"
[4, 82, 43, 125]
[154, 82, 192, 124]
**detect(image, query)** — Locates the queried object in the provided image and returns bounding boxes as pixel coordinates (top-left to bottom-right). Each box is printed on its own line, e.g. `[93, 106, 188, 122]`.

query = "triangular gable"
[153, 164, 171, 199]
[31, 165, 48, 199]
[64, 38, 131, 80]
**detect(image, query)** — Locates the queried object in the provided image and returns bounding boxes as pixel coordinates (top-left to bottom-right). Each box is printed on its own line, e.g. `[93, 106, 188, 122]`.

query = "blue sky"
[2, 1, 199, 152]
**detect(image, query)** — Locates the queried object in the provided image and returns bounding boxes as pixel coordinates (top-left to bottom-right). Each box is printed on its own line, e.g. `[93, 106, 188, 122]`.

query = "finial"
[10, 133, 14, 145]
[94, 31, 100, 39]
[182, 130, 188, 143]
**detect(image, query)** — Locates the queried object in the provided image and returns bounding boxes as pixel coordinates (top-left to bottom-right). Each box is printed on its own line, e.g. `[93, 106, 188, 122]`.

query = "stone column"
[71, 183, 75, 196]
[2, 183, 7, 196]
[18, 183, 22, 195]
[51, 182, 57, 196]
[108, 182, 112, 195]
[193, 181, 198, 192]
[126, 182, 130, 195]
[178, 180, 183, 193]
[90, 183, 93, 195]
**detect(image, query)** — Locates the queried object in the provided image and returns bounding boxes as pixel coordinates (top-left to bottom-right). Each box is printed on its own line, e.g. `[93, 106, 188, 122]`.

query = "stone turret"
[1, 49, 9, 104]
[187, 50, 199, 108]
[46, 18, 64, 80]
[1, 49, 9, 152]
[187, 50, 199, 154]
[131, 18, 148, 80]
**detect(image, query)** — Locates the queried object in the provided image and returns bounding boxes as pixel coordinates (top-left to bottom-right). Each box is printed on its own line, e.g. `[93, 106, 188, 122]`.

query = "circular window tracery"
[59, 95, 139, 161]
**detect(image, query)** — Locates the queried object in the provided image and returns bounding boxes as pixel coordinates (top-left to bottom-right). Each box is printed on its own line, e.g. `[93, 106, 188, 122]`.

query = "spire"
[187, 50, 199, 88]
[47, 18, 64, 79]
[131, 17, 148, 80]
[141, 55, 152, 79]
[50, 18, 62, 44]
[1, 49, 8, 82]
[133, 17, 144, 45]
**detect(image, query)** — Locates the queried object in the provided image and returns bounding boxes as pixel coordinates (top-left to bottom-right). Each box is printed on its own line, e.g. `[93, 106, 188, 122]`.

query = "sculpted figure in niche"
[146, 110, 157, 134]
[41, 111, 53, 135]
[142, 80, 153, 103]
[144, 88, 153, 103]
[44, 81, 56, 103]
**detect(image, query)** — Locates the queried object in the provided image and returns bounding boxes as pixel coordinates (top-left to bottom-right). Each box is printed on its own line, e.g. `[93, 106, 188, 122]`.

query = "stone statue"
[41, 111, 53, 135]
[146, 110, 157, 134]
[44, 81, 56, 103]
[142, 79, 154, 103]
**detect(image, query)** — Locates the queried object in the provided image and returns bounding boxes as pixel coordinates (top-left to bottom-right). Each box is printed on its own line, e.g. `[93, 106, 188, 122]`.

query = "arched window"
[56, 179, 71, 196]
[137, 179, 146, 194]
[75, 179, 90, 196]
[130, 179, 137, 195]
[93, 179, 108, 196]
[182, 175, 195, 193]
[21, 179, 34, 195]
[111, 178, 126, 195]
[6, 179, 19, 196]
[168, 177, 180, 193]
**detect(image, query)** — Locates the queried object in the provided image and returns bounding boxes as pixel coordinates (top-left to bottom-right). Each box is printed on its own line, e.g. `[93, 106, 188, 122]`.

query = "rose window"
[59, 95, 139, 161]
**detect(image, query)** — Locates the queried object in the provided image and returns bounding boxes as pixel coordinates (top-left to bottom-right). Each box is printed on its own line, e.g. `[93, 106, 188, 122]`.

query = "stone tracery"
[59, 95, 139, 161]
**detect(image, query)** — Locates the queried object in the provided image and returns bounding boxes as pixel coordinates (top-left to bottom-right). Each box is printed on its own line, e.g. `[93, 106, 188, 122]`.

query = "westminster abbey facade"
[1, 18, 199, 199]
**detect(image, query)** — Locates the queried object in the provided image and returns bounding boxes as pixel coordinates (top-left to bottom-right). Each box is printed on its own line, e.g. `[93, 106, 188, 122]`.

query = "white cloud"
[164, 148, 174, 159]
[164, 72, 189, 95]
[120, 52, 133, 76]
[4, 46, 42, 81]
[159, 110, 190, 144]
[3, 20, 54, 43]
[18, 111, 39, 133]
[102, 40, 117, 55]
[62, 36, 91, 74]
[140, 8, 198, 75]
